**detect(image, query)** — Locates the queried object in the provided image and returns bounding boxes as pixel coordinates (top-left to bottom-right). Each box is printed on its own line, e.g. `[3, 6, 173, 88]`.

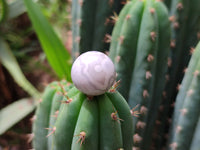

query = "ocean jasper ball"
[71, 51, 116, 96]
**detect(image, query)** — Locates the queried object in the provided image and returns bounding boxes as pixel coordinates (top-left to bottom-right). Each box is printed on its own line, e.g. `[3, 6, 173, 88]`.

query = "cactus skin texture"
[109, 0, 170, 149]
[71, 0, 123, 60]
[167, 0, 200, 95]
[190, 116, 200, 150]
[154, 0, 200, 148]
[168, 41, 200, 150]
[32, 80, 134, 150]
[163, 0, 172, 9]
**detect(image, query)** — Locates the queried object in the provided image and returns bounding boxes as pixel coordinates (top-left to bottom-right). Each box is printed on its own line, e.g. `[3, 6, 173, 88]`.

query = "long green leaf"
[0, 0, 7, 23]
[23, 0, 72, 81]
[0, 98, 36, 135]
[0, 37, 40, 98]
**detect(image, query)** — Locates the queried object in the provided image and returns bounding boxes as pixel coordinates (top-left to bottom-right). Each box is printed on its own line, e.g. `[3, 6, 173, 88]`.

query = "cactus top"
[71, 51, 116, 96]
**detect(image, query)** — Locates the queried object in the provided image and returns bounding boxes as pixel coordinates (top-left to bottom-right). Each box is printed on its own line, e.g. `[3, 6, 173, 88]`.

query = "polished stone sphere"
[71, 51, 116, 96]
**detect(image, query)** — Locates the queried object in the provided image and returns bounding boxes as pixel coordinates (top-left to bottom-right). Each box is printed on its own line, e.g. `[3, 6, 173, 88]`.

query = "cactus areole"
[71, 51, 116, 96]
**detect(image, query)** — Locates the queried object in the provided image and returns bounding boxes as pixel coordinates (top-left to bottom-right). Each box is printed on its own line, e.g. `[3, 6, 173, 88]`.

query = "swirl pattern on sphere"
[71, 51, 116, 96]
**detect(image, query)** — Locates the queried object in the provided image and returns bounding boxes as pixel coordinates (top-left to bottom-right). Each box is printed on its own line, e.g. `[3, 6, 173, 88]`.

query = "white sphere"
[71, 51, 116, 96]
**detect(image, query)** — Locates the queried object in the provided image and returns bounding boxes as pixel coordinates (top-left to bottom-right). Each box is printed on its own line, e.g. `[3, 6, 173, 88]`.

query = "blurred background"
[0, 0, 71, 149]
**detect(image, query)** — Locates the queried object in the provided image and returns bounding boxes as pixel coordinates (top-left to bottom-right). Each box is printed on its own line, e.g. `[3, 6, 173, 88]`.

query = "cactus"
[168, 41, 200, 150]
[32, 81, 134, 150]
[163, 0, 172, 9]
[154, 0, 200, 148]
[109, 0, 170, 149]
[71, 0, 123, 60]
[32, 52, 134, 150]
[164, 0, 200, 111]
[190, 117, 200, 150]
[164, 0, 200, 113]
[169, 0, 200, 87]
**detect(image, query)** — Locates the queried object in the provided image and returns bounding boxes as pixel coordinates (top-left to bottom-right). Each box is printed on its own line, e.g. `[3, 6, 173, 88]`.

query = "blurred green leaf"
[0, 37, 40, 98]
[0, 98, 36, 135]
[7, 0, 26, 20]
[0, 0, 7, 23]
[23, 0, 72, 82]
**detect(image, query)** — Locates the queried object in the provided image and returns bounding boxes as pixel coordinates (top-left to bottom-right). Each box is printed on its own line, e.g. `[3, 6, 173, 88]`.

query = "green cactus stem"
[163, 0, 172, 9]
[190, 117, 200, 150]
[32, 81, 134, 150]
[168, 41, 200, 150]
[71, 0, 123, 60]
[109, 0, 170, 149]
[32, 80, 71, 150]
[155, 0, 200, 148]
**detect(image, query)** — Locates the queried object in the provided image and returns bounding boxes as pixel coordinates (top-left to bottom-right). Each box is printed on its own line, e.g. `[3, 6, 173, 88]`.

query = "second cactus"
[109, 0, 170, 149]
[32, 81, 134, 150]
[168, 41, 200, 150]
[71, 0, 123, 60]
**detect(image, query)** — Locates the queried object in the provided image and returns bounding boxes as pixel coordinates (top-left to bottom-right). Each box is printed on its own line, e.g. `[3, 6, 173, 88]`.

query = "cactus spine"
[168, 41, 200, 150]
[32, 81, 134, 150]
[71, 0, 123, 60]
[109, 0, 170, 149]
